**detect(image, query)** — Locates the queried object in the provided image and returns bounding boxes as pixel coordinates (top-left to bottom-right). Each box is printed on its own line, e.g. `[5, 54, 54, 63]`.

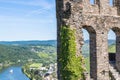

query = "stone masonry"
[56, 0, 120, 80]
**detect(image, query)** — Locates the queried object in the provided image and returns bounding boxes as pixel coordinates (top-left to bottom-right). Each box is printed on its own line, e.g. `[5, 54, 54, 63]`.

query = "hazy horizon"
[0, 0, 115, 41]
[0, 39, 116, 42]
[0, 39, 56, 41]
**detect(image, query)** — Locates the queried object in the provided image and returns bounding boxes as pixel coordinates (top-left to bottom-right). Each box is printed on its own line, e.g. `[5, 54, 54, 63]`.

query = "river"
[0, 66, 30, 80]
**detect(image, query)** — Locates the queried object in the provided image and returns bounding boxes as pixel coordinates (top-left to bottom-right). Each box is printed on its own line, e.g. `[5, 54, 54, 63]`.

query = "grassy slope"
[85, 57, 90, 72]
[108, 44, 116, 53]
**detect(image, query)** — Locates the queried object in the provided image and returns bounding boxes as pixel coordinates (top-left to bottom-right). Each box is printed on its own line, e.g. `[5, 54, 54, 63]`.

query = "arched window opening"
[109, 27, 120, 71]
[82, 26, 97, 79]
[82, 29, 90, 72]
[108, 30, 116, 64]
[109, 0, 114, 6]
[90, 0, 95, 5]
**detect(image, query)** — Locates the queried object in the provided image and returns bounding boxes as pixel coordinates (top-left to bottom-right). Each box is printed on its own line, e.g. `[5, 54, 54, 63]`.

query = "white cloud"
[0, 0, 55, 9]
[0, 0, 56, 41]
[0, 0, 55, 16]
[26, 8, 52, 16]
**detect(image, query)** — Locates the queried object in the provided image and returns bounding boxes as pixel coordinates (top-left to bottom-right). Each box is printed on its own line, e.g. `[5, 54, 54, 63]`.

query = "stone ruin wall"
[56, 0, 120, 80]
[82, 0, 118, 15]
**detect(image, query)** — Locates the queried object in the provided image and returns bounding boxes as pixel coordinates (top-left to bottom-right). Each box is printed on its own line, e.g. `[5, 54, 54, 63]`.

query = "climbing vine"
[59, 25, 84, 80]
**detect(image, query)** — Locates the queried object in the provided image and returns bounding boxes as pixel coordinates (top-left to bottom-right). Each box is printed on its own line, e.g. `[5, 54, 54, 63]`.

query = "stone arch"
[82, 25, 97, 79]
[110, 27, 120, 71]
[108, 30, 116, 65]
[83, 26, 96, 34]
[111, 27, 120, 36]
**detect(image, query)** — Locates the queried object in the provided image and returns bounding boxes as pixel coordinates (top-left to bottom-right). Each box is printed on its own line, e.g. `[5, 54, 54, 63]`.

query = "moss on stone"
[59, 25, 84, 80]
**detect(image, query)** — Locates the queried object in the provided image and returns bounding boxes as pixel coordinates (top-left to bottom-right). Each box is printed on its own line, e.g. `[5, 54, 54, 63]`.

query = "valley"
[0, 40, 115, 80]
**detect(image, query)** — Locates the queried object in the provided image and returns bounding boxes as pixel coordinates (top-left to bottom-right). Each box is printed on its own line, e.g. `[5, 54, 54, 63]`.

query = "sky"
[0, 0, 115, 41]
[0, 0, 56, 41]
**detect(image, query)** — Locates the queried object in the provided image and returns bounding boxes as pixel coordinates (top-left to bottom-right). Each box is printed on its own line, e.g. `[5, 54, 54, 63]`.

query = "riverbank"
[22, 62, 57, 80]
[22, 63, 43, 80]
[0, 66, 30, 80]
[0, 62, 25, 72]
[22, 67, 31, 80]
[0, 63, 13, 72]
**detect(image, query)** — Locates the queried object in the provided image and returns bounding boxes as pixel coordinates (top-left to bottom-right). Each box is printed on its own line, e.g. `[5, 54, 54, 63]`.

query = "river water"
[0, 66, 30, 80]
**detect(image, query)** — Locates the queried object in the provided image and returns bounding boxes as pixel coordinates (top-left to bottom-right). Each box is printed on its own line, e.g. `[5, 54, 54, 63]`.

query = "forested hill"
[0, 40, 115, 65]
[0, 40, 57, 67]
[85, 40, 115, 45]
[0, 40, 56, 46]
[0, 44, 39, 63]
[0, 40, 114, 46]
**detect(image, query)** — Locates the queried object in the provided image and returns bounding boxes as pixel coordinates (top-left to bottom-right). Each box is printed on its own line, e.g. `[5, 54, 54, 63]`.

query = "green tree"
[59, 26, 84, 80]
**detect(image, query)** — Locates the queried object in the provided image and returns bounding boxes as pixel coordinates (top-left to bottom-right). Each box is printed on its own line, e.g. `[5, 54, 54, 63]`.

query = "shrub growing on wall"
[59, 25, 84, 80]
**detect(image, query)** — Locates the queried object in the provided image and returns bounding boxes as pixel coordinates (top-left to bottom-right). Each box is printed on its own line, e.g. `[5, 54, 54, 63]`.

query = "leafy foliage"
[108, 44, 116, 53]
[0, 45, 39, 64]
[0, 41, 57, 68]
[22, 63, 43, 80]
[59, 26, 84, 80]
[0, 40, 57, 80]
[38, 52, 56, 66]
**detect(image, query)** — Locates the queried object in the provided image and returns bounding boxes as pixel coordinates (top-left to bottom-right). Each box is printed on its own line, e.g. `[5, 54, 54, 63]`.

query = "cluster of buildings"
[0, 63, 3, 66]
[29, 63, 57, 80]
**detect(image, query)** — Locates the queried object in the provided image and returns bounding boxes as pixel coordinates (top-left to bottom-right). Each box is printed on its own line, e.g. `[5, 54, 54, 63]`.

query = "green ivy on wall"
[59, 25, 84, 80]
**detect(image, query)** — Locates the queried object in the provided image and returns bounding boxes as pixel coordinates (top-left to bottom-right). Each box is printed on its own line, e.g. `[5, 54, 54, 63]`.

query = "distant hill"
[0, 39, 115, 63]
[85, 39, 115, 45]
[108, 40, 116, 45]
[82, 40, 115, 57]
[108, 44, 116, 53]
[82, 43, 89, 57]
[0, 39, 114, 46]
[0, 44, 39, 63]
[0, 40, 57, 66]
[0, 40, 57, 46]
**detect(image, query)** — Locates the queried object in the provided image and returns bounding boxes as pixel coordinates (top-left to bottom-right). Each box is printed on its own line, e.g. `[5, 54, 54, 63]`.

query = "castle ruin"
[56, 0, 120, 80]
